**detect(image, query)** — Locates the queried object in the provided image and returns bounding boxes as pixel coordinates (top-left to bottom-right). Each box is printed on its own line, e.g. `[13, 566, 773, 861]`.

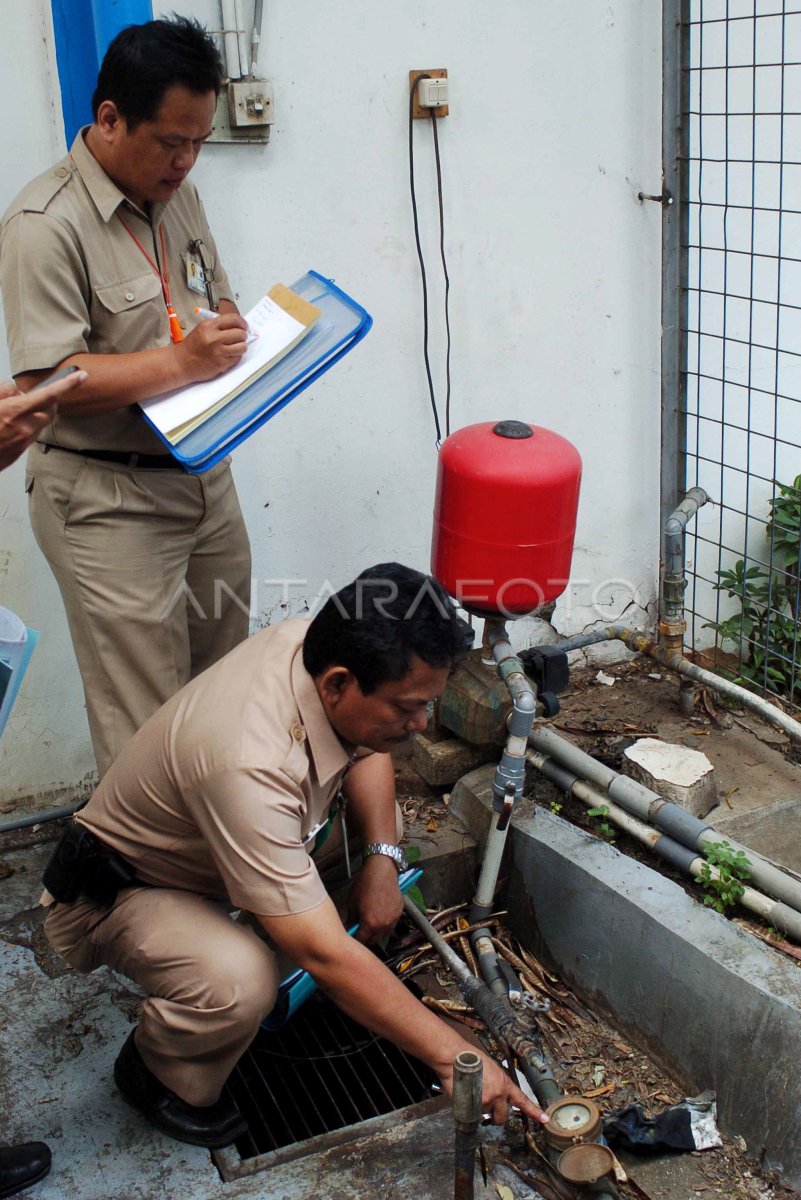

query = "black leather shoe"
[0, 1142, 51, 1198]
[113, 1029, 247, 1149]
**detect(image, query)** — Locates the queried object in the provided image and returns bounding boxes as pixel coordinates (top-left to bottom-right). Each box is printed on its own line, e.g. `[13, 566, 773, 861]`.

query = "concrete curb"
[451, 764, 801, 1190]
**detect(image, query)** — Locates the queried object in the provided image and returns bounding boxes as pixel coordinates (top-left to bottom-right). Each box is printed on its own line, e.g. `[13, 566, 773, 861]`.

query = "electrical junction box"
[229, 80, 273, 127]
[207, 79, 274, 144]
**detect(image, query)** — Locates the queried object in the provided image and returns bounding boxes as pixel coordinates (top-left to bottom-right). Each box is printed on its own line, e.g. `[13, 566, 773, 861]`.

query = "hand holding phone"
[0, 366, 87, 471]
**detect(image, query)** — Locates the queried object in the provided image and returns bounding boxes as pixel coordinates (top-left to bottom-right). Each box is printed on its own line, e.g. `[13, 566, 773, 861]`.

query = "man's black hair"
[303, 562, 470, 694]
[92, 16, 224, 128]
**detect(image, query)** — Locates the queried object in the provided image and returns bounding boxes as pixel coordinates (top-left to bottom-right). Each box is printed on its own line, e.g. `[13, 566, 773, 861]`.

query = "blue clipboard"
[140, 270, 372, 474]
[261, 867, 423, 1031]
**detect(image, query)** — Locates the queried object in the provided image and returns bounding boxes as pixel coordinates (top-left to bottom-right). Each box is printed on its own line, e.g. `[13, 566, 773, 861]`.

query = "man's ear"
[95, 100, 125, 143]
[317, 666, 356, 708]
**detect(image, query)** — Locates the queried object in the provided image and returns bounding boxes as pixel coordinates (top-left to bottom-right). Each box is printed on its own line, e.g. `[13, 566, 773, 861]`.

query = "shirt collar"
[69, 128, 167, 227]
[290, 645, 352, 787]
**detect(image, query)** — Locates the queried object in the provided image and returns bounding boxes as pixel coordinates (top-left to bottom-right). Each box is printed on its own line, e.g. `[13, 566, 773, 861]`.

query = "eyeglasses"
[188, 238, 218, 310]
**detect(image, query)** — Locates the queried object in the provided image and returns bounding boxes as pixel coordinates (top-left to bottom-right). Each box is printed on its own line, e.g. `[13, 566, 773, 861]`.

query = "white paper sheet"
[141, 294, 313, 440]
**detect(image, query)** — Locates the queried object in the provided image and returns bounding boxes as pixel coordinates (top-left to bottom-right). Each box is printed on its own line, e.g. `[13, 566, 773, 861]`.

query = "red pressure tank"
[431, 420, 582, 617]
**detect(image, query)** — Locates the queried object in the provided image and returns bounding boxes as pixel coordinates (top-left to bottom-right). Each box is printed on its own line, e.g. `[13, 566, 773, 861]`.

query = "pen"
[194, 306, 257, 342]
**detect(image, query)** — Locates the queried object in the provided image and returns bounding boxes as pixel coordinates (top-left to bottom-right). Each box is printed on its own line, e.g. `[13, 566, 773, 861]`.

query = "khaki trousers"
[43, 808, 403, 1107]
[26, 444, 252, 776]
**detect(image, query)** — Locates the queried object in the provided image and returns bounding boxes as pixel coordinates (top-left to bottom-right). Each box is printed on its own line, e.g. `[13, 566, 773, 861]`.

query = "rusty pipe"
[453, 1050, 483, 1200]
[402, 895, 560, 1107]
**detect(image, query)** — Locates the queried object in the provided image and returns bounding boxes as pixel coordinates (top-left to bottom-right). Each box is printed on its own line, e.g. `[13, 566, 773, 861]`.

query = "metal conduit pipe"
[528, 724, 801, 916]
[527, 750, 801, 942]
[250, 0, 264, 73]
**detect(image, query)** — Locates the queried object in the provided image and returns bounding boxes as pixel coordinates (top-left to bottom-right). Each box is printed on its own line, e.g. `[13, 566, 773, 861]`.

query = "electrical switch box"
[409, 69, 449, 119]
[207, 79, 274, 144]
[228, 80, 273, 128]
[418, 78, 449, 108]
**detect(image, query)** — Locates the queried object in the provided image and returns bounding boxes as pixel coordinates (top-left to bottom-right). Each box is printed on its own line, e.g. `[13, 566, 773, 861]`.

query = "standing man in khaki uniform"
[42, 564, 549, 1148]
[0, 18, 252, 776]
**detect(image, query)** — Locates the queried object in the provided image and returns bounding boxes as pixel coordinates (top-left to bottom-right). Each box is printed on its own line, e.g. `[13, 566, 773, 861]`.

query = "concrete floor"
[0, 831, 550, 1200]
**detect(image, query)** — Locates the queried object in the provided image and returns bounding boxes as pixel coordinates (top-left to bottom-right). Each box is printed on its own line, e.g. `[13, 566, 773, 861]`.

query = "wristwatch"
[363, 842, 409, 873]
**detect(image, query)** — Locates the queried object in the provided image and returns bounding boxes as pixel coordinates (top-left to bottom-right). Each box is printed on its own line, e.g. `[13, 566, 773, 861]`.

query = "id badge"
[185, 250, 208, 296]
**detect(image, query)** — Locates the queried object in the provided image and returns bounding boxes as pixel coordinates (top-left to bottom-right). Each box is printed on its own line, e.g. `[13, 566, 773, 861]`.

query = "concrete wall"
[0, 0, 663, 806]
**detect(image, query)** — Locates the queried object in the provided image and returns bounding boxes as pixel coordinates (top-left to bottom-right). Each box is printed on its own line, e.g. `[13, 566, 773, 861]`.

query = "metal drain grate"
[219, 989, 441, 1174]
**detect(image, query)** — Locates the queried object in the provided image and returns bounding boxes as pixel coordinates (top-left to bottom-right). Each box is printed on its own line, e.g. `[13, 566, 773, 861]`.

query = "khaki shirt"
[71, 618, 354, 915]
[0, 130, 235, 453]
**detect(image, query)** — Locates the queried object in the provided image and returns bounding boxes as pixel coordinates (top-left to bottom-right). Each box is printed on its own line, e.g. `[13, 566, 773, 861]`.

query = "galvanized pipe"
[538, 621, 801, 749]
[453, 1050, 483, 1200]
[662, 487, 709, 625]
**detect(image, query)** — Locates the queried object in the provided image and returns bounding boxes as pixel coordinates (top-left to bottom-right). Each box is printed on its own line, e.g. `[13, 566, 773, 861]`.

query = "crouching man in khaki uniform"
[42, 563, 548, 1148]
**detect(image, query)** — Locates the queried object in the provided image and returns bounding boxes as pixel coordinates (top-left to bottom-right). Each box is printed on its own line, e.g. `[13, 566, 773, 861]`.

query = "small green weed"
[699, 840, 752, 914]
[586, 804, 616, 844]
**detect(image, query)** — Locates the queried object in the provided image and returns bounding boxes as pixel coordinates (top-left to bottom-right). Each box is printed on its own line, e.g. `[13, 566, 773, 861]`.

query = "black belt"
[40, 444, 182, 470]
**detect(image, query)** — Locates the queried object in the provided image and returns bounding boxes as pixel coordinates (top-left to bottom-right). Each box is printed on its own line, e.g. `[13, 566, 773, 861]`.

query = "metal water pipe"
[453, 1050, 483, 1200]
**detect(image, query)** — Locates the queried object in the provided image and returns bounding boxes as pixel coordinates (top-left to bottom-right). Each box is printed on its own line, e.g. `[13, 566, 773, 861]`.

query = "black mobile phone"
[32, 364, 80, 390]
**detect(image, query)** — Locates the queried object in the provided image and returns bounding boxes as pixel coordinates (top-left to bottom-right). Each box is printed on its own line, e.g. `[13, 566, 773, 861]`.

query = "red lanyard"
[116, 214, 184, 343]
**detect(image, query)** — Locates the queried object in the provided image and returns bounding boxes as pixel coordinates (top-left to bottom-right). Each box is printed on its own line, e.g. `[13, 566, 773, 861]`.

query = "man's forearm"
[13, 302, 247, 416]
[342, 752, 400, 845]
[260, 900, 546, 1123]
[14, 347, 193, 416]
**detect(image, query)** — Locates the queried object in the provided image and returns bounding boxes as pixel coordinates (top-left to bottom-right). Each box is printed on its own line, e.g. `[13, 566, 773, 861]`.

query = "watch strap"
[363, 841, 409, 873]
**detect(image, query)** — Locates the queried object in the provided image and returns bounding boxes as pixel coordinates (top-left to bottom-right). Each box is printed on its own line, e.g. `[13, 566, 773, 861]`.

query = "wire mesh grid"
[683, 0, 801, 709]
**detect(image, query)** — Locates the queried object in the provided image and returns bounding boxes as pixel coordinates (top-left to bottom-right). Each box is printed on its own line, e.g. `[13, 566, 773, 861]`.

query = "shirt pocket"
[92, 272, 166, 353]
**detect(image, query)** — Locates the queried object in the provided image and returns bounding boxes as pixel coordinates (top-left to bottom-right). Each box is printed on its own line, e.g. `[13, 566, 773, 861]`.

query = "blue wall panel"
[51, 0, 153, 144]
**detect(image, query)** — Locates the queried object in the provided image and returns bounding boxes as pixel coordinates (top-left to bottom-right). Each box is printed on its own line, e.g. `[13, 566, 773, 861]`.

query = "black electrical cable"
[408, 74, 441, 445]
[429, 110, 452, 437]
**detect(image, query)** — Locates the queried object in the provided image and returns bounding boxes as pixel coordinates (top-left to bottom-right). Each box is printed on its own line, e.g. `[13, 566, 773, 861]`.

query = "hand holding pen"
[195, 306, 258, 344]
[177, 310, 251, 383]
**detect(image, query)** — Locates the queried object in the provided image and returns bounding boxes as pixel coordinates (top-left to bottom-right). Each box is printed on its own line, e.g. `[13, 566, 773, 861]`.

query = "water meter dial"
[543, 1096, 603, 1152]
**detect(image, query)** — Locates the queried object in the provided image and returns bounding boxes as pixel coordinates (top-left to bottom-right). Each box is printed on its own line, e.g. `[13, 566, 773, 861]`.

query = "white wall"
[0, 0, 663, 806]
